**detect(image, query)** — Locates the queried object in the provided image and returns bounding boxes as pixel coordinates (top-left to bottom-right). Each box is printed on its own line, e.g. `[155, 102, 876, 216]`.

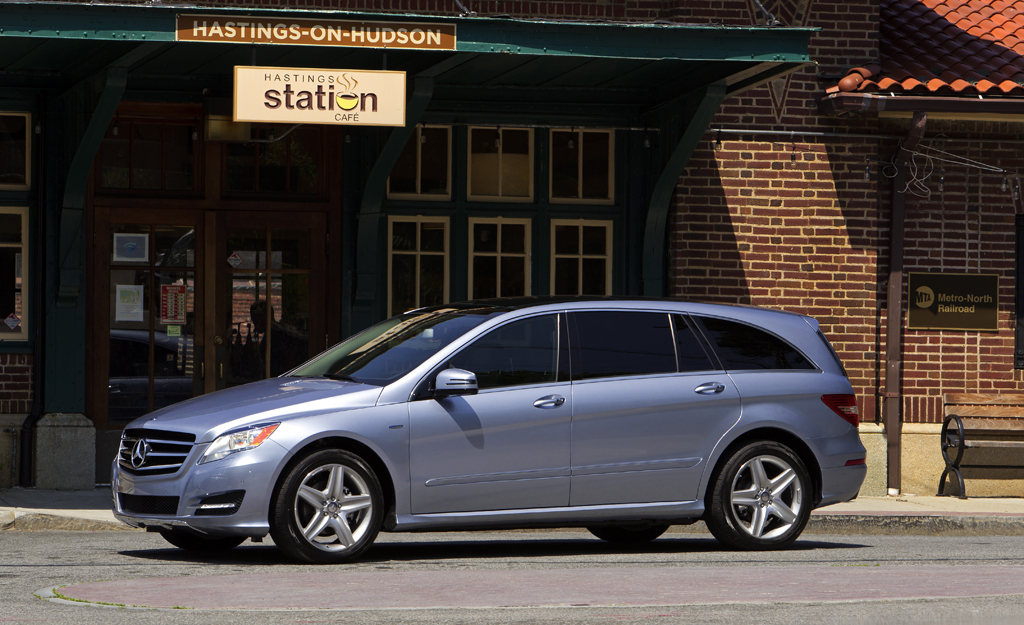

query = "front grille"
[195, 490, 246, 516]
[118, 493, 180, 515]
[118, 428, 196, 476]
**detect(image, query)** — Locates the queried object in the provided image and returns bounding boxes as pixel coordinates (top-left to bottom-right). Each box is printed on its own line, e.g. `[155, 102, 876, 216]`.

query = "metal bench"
[938, 393, 1024, 499]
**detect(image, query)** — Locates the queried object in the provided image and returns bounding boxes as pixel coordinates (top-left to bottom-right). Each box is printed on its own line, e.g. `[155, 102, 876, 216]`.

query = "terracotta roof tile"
[834, 0, 1024, 96]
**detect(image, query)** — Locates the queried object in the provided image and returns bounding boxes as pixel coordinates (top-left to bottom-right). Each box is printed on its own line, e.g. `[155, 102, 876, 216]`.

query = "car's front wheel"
[270, 448, 383, 564]
[705, 441, 811, 550]
[158, 529, 245, 552]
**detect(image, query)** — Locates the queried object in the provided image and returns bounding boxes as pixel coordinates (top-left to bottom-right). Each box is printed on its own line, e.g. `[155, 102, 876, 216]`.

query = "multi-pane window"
[0, 113, 30, 190]
[99, 119, 197, 191]
[389, 216, 449, 316]
[468, 127, 533, 202]
[550, 129, 613, 203]
[551, 219, 612, 296]
[468, 218, 531, 299]
[389, 125, 451, 200]
[226, 125, 321, 195]
[0, 207, 28, 338]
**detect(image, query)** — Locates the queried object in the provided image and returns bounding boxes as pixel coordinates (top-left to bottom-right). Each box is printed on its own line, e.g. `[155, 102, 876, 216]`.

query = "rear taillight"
[822, 394, 859, 427]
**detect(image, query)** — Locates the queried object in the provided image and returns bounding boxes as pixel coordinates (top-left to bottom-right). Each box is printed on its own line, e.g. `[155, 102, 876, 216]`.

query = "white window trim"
[0, 206, 28, 339]
[467, 127, 534, 203]
[387, 215, 450, 317]
[468, 217, 532, 299]
[548, 128, 614, 205]
[0, 113, 31, 191]
[550, 218, 613, 296]
[387, 124, 452, 201]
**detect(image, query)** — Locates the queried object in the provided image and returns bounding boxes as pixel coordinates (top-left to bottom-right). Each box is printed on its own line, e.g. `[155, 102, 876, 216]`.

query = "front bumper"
[112, 437, 290, 537]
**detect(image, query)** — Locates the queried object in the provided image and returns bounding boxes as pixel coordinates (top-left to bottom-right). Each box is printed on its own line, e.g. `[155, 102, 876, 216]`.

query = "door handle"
[533, 394, 566, 409]
[694, 382, 726, 395]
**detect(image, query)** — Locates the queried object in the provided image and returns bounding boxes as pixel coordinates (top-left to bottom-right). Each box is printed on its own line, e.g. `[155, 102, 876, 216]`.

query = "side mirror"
[434, 368, 478, 398]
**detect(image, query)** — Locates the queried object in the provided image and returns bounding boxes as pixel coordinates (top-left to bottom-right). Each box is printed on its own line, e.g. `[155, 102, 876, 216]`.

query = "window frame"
[387, 124, 453, 201]
[548, 128, 614, 205]
[96, 116, 202, 196]
[221, 123, 327, 199]
[467, 217, 532, 299]
[387, 215, 450, 317]
[0, 206, 29, 340]
[0, 112, 31, 192]
[467, 126, 535, 203]
[550, 218, 613, 296]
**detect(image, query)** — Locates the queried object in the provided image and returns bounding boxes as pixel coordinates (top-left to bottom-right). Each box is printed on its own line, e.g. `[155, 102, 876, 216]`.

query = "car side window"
[572, 311, 676, 380]
[672, 315, 716, 372]
[695, 316, 814, 370]
[448, 314, 563, 390]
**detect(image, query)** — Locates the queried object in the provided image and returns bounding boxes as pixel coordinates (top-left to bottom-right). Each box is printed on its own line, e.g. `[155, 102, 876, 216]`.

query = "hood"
[127, 377, 384, 443]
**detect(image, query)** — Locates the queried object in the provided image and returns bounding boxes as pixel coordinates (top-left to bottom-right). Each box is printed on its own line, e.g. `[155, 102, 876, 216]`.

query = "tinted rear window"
[573, 311, 676, 380]
[696, 316, 814, 371]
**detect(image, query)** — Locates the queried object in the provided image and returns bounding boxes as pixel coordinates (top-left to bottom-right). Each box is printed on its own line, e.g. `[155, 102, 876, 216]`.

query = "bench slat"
[947, 406, 1024, 418]
[945, 393, 1024, 406]
[955, 417, 1024, 431]
[964, 441, 1024, 448]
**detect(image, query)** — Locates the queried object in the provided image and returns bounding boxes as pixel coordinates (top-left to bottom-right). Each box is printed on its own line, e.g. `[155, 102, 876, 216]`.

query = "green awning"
[0, 2, 814, 124]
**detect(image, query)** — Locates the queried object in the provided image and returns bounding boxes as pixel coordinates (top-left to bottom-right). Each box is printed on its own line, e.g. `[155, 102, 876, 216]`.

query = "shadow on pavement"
[118, 534, 870, 565]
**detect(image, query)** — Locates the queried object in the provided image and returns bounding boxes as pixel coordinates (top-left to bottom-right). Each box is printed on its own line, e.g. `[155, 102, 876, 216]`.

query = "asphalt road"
[3, 529, 1024, 624]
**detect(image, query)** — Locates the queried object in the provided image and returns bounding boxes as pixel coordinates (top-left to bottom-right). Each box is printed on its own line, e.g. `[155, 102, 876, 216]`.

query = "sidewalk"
[4, 486, 1024, 534]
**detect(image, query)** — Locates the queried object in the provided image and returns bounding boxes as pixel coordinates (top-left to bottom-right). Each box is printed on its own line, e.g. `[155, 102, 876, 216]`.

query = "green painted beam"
[642, 82, 726, 297]
[57, 42, 164, 307]
[351, 76, 435, 330]
[0, 3, 813, 63]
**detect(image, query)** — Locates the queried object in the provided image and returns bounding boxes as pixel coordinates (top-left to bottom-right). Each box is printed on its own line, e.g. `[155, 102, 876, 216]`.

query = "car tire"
[586, 524, 669, 544]
[158, 529, 246, 552]
[705, 441, 811, 550]
[270, 448, 383, 564]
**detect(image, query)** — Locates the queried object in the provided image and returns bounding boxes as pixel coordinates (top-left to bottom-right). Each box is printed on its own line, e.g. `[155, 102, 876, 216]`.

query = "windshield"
[290, 307, 507, 386]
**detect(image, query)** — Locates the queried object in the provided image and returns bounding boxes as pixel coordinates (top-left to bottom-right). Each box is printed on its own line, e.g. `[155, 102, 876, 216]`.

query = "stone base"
[858, 424, 888, 497]
[0, 415, 25, 488]
[33, 413, 95, 490]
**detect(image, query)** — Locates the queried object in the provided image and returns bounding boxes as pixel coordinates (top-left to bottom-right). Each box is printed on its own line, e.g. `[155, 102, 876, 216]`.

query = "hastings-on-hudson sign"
[234, 67, 406, 126]
[176, 14, 456, 50]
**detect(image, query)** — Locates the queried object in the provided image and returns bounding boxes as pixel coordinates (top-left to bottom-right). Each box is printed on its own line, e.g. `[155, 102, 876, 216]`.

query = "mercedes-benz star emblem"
[131, 439, 151, 469]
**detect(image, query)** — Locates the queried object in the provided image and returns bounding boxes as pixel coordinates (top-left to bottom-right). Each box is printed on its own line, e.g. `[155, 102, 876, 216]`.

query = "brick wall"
[0, 353, 32, 414]
[884, 120, 1024, 423]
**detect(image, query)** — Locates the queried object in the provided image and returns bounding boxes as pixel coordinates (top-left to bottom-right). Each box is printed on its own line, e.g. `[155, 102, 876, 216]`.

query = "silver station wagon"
[113, 297, 866, 563]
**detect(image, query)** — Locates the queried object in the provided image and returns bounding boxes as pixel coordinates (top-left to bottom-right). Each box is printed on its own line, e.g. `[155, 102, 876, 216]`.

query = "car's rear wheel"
[270, 448, 383, 564]
[158, 529, 245, 552]
[705, 441, 811, 550]
[587, 524, 669, 544]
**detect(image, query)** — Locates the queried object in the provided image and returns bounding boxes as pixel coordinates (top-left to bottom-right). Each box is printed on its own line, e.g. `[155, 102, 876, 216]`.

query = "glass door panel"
[217, 214, 324, 390]
[105, 221, 201, 425]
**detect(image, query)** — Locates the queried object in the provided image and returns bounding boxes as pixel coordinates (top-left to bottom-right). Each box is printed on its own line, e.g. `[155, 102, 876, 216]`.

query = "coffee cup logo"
[336, 73, 359, 111]
[915, 286, 935, 308]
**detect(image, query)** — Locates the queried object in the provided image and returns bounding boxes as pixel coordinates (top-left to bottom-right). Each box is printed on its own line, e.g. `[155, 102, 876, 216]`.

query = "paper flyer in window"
[115, 284, 145, 322]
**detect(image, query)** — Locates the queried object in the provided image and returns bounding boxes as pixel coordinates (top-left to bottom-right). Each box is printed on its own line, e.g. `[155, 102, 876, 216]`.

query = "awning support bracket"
[642, 82, 726, 297]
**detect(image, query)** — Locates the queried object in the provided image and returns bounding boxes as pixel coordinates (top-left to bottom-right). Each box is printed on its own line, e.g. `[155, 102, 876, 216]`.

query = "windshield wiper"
[322, 373, 361, 383]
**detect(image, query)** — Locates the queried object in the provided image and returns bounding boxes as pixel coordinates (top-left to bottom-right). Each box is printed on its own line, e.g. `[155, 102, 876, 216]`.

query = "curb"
[806, 514, 1024, 536]
[1, 513, 137, 532]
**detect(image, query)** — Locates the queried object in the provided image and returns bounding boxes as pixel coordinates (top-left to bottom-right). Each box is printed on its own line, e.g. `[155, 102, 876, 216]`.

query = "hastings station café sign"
[234, 67, 407, 126]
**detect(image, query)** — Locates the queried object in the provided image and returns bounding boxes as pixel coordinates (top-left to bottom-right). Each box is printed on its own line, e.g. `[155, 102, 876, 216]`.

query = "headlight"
[199, 423, 280, 465]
